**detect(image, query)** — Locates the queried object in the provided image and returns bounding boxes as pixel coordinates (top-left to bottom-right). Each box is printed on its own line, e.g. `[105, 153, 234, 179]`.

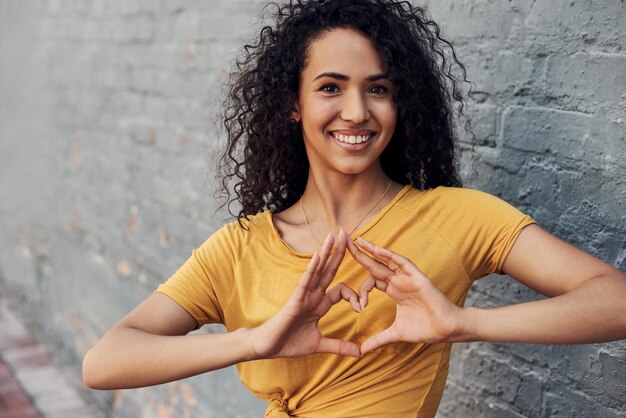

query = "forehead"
[302, 28, 386, 78]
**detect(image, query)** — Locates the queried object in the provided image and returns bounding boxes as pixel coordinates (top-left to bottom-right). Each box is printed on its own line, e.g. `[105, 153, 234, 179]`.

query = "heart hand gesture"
[347, 237, 467, 354]
[250, 231, 362, 359]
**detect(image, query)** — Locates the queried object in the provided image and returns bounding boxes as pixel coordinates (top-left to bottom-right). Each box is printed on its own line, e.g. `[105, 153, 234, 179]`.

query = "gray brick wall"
[0, 1, 624, 417]
[422, 1, 626, 417]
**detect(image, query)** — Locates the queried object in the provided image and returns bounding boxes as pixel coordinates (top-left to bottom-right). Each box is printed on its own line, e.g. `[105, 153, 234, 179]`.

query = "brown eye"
[369, 85, 388, 95]
[320, 84, 340, 94]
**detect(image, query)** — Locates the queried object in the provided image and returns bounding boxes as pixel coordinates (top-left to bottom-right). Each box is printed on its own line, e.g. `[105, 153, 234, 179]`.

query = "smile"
[331, 132, 373, 144]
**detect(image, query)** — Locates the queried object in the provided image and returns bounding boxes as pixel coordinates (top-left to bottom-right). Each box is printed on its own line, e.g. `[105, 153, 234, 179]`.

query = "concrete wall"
[0, 1, 624, 417]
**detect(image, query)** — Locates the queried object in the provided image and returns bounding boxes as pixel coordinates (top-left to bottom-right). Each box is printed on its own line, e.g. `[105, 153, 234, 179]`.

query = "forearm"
[460, 274, 626, 344]
[83, 326, 255, 390]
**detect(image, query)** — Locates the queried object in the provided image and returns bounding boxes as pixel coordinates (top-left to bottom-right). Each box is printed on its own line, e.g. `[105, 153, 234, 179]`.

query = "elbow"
[82, 350, 100, 389]
[82, 349, 110, 390]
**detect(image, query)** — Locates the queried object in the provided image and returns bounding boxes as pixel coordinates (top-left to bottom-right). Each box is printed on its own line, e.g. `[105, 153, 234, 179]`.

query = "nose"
[340, 90, 370, 124]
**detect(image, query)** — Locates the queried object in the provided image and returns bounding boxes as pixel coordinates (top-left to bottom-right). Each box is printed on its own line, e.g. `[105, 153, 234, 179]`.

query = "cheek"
[372, 99, 396, 120]
[379, 104, 397, 131]
[302, 101, 338, 128]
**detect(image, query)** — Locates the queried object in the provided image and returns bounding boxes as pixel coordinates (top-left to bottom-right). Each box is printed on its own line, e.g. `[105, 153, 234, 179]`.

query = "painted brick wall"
[420, 1, 626, 417]
[1, 1, 624, 417]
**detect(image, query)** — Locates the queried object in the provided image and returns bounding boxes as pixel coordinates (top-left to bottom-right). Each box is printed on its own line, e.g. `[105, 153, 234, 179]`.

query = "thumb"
[318, 337, 361, 357]
[360, 328, 399, 355]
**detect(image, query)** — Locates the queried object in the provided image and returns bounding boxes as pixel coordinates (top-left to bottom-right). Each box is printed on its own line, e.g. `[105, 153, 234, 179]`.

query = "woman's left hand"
[347, 237, 468, 354]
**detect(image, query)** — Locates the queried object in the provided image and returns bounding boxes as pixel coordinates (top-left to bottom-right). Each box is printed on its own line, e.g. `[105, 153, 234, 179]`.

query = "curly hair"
[217, 0, 472, 222]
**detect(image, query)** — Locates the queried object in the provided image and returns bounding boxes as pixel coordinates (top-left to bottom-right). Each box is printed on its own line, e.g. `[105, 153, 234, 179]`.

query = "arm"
[347, 228, 626, 354]
[462, 224, 626, 344]
[83, 232, 361, 390]
[82, 293, 257, 389]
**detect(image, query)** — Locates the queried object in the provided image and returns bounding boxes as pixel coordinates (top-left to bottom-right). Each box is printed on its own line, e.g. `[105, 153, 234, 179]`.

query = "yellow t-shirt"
[156, 186, 535, 417]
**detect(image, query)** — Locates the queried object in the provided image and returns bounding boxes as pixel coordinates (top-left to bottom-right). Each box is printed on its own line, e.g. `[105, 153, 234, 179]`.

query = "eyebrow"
[313, 72, 389, 82]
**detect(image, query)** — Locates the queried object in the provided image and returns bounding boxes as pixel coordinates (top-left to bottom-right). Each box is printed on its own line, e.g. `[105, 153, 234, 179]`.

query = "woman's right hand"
[248, 230, 362, 359]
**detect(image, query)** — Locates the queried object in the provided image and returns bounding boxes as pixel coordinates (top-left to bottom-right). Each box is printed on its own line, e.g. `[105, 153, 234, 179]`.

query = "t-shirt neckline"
[266, 184, 413, 258]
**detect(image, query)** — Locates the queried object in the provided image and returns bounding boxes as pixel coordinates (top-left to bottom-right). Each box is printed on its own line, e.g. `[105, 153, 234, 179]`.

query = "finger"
[326, 283, 361, 312]
[358, 276, 375, 309]
[355, 237, 416, 275]
[347, 236, 394, 281]
[318, 337, 361, 357]
[293, 252, 320, 301]
[310, 233, 334, 289]
[319, 229, 348, 289]
[357, 275, 388, 309]
[361, 328, 399, 355]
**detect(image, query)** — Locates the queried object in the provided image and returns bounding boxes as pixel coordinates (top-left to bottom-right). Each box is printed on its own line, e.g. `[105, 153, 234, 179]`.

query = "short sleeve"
[421, 187, 536, 281]
[155, 222, 242, 326]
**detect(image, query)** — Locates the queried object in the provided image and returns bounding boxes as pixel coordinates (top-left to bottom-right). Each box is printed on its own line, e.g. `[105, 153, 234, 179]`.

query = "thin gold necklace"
[299, 180, 393, 245]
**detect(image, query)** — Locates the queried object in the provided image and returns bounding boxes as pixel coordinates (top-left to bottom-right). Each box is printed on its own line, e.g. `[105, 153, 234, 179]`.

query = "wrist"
[233, 327, 262, 362]
[451, 307, 479, 343]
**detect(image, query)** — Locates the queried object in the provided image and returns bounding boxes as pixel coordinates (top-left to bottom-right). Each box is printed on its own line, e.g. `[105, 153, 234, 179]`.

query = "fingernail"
[357, 236, 368, 245]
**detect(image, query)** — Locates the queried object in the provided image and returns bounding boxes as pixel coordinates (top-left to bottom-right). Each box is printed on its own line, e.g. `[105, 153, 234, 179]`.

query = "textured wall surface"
[0, 1, 624, 417]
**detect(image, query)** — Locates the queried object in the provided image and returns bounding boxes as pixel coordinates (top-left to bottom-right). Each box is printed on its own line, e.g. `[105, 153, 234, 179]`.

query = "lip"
[330, 129, 375, 136]
[327, 131, 377, 152]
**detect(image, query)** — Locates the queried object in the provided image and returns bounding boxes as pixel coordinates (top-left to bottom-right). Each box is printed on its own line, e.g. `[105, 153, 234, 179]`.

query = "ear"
[290, 104, 301, 123]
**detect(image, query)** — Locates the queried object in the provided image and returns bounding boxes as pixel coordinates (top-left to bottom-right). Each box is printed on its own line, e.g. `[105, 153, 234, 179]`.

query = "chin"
[333, 160, 378, 176]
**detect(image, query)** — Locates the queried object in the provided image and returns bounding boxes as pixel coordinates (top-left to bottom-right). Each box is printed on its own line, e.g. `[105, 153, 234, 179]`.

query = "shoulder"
[397, 187, 535, 278]
[397, 186, 524, 218]
[196, 211, 273, 261]
[396, 186, 533, 247]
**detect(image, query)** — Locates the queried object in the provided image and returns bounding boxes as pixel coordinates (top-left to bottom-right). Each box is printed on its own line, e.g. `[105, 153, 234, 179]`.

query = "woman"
[82, 1, 626, 417]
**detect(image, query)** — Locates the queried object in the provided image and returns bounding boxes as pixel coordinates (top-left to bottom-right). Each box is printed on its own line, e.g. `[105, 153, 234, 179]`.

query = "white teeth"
[332, 133, 371, 144]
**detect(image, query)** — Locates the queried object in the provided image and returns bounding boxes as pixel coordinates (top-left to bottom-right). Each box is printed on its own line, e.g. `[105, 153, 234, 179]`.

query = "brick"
[461, 349, 522, 403]
[35, 393, 86, 413]
[421, 0, 530, 44]
[0, 302, 30, 340]
[13, 367, 64, 398]
[544, 53, 626, 103]
[514, 371, 543, 416]
[526, 1, 626, 51]
[466, 104, 498, 147]
[543, 387, 622, 418]
[506, 343, 596, 382]
[483, 401, 528, 418]
[599, 351, 626, 403]
[0, 335, 37, 351]
[0, 363, 10, 381]
[119, 1, 142, 17]
[46, 408, 100, 418]
[0, 386, 32, 411]
[481, 51, 538, 96]
[3, 346, 51, 370]
[502, 105, 592, 158]
[127, 15, 155, 43]
[0, 408, 41, 418]
[89, 0, 117, 19]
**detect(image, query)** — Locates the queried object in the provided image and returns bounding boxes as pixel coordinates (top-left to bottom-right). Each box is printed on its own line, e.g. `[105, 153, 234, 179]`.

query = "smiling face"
[295, 27, 397, 177]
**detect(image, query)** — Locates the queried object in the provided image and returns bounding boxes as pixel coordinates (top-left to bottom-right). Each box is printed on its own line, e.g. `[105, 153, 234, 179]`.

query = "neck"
[300, 163, 396, 238]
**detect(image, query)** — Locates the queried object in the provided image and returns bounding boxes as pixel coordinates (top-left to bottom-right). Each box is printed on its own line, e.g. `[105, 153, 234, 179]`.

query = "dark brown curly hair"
[217, 0, 473, 222]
